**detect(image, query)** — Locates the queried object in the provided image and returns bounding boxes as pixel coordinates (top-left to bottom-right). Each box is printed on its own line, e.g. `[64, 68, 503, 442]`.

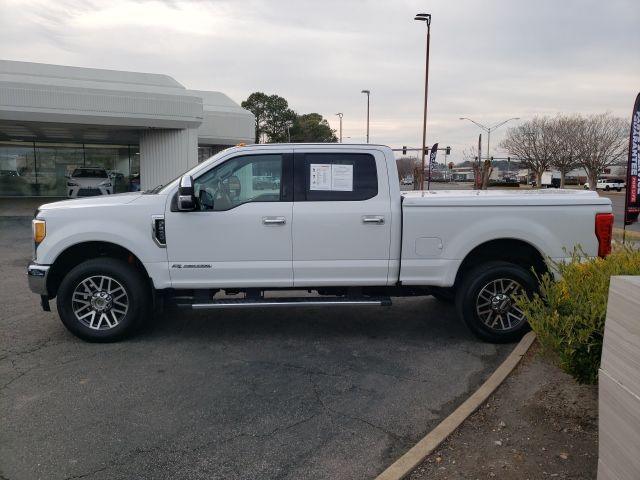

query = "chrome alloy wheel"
[475, 278, 526, 332]
[71, 275, 129, 330]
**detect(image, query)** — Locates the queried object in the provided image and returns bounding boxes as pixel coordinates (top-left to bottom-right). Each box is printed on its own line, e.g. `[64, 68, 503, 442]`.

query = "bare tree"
[459, 145, 491, 190]
[501, 117, 558, 188]
[461, 145, 478, 163]
[551, 115, 581, 188]
[396, 156, 417, 179]
[574, 113, 628, 190]
[473, 160, 493, 190]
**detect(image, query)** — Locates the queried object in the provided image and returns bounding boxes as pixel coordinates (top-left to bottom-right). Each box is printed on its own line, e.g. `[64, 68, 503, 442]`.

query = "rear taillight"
[595, 213, 614, 257]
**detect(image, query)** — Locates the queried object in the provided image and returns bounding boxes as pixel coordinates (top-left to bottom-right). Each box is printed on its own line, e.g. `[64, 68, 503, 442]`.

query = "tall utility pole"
[459, 117, 520, 160]
[361, 90, 370, 143]
[415, 13, 432, 189]
[335, 113, 343, 143]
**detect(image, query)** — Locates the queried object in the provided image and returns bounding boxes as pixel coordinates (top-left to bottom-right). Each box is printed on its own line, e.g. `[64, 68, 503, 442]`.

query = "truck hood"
[402, 189, 611, 207]
[38, 192, 144, 211]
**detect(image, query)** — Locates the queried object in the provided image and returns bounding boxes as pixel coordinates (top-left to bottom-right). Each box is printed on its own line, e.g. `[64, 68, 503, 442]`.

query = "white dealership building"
[0, 60, 254, 196]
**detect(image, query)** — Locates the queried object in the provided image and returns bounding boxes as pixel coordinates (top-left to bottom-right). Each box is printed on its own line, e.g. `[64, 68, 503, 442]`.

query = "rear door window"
[297, 153, 378, 201]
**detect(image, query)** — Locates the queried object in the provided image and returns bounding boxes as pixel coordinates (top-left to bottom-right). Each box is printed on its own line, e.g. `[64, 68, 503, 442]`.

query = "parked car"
[29, 144, 613, 343]
[66, 167, 113, 197]
[401, 176, 414, 185]
[583, 178, 625, 191]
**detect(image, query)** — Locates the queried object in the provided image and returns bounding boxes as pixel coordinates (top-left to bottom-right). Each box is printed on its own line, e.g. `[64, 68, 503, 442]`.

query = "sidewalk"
[408, 345, 598, 479]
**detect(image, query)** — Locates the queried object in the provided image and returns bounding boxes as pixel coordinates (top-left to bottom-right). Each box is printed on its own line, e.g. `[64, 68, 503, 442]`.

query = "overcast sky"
[1, 0, 638, 162]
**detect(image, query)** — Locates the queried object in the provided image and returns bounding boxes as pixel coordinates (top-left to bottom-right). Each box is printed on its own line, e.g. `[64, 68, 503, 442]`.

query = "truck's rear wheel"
[456, 261, 536, 343]
[57, 258, 149, 342]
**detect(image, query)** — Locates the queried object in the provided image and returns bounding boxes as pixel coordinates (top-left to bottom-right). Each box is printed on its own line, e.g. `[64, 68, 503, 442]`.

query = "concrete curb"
[375, 331, 537, 480]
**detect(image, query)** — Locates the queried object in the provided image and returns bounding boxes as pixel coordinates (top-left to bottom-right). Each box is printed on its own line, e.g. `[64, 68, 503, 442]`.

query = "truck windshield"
[157, 147, 234, 194]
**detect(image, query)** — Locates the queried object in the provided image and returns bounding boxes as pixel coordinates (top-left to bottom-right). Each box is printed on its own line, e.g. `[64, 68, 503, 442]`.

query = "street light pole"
[361, 90, 370, 143]
[459, 117, 520, 160]
[415, 13, 432, 190]
[335, 113, 343, 143]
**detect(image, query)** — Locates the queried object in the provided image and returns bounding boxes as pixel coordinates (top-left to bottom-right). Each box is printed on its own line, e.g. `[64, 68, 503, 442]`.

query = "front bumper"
[67, 186, 113, 197]
[28, 262, 50, 295]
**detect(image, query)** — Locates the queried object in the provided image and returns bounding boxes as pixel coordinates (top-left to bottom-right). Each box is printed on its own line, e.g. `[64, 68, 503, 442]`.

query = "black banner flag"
[624, 92, 640, 225]
[429, 143, 439, 170]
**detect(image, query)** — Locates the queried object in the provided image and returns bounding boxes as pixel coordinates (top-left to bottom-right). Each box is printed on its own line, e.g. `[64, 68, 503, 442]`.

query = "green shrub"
[516, 246, 640, 384]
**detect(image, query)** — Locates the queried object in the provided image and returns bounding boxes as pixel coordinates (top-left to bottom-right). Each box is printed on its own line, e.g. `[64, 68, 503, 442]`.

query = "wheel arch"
[454, 238, 547, 288]
[47, 241, 150, 299]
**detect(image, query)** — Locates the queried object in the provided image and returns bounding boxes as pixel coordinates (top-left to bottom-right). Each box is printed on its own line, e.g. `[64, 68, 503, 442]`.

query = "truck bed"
[398, 189, 611, 287]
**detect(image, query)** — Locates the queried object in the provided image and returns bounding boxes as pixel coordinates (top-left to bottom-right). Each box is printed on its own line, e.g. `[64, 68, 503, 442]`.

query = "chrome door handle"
[262, 216, 286, 225]
[362, 215, 385, 225]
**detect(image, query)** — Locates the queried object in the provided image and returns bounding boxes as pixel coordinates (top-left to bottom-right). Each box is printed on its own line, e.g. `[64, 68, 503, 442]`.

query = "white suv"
[66, 167, 113, 197]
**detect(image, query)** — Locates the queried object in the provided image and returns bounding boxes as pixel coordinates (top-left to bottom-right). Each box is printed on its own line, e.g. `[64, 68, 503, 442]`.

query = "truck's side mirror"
[177, 175, 196, 211]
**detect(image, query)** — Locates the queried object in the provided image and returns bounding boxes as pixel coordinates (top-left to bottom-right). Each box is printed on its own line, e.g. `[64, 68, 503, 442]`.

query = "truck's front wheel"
[456, 261, 536, 343]
[57, 258, 149, 342]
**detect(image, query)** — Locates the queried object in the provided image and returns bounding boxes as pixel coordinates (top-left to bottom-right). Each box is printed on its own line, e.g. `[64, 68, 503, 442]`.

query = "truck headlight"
[67, 181, 79, 186]
[100, 181, 112, 188]
[33, 219, 46, 244]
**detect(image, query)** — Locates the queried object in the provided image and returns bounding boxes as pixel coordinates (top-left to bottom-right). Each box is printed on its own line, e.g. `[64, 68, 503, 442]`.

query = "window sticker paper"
[310, 164, 331, 190]
[331, 164, 354, 191]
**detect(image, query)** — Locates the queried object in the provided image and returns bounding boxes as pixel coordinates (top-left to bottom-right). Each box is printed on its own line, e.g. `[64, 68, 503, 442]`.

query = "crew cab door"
[291, 149, 392, 286]
[164, 152, 294, 288]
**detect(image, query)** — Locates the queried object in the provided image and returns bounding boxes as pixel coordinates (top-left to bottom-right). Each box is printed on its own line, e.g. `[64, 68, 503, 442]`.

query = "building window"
[0, 140, 140, 196]
[0, 141, 37, 196]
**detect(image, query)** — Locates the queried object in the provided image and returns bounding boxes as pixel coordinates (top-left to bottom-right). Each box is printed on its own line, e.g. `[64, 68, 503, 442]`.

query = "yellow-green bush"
[516, 247, 640, 384]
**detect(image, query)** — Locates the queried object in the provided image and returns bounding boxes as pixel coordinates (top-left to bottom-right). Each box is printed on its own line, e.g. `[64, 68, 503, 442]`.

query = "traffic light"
[402, 146, 407, 155]
[445, 146, 451, 155]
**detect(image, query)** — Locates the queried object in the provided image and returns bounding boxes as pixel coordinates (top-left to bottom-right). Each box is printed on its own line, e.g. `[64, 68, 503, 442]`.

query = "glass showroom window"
[35, 142, 84, 196]
[0, 141, 37, 196]
[0, 141, 140, 196]
[84, 144, 132, 193]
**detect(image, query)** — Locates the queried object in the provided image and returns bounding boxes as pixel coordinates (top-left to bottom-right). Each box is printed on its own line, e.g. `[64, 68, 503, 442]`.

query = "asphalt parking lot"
[0, 217, 512, 480]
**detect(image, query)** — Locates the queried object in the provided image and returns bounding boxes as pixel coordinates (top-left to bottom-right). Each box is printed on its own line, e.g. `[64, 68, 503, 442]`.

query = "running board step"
[177, 296, 392, 310]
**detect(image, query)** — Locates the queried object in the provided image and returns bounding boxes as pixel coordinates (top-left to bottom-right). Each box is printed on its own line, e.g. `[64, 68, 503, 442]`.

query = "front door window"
[193, 154, 283, 211]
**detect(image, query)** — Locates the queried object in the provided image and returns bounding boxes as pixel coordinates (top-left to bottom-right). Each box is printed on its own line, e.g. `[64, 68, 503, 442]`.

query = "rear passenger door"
[291, 149, 392, 287]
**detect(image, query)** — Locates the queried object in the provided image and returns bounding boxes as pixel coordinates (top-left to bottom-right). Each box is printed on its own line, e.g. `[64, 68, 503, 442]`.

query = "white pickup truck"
[583, 178, 626, 192]
[28, 144, 614, 343]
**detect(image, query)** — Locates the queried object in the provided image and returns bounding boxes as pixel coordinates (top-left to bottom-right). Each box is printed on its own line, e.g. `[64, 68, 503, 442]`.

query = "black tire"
[57, 258, 149, 342]
[455, 261, 537, 343]
[617, 187, 622, 192]
[605, 185, 610, 191]
[430, 287, 456, 304]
